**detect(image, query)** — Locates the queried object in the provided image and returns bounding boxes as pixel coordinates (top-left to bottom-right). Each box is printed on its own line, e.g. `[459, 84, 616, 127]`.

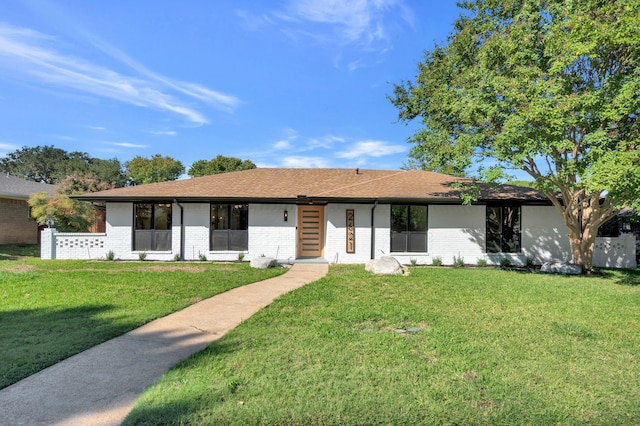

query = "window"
[133, 203, 172, 251]
[486, 205, 521, 253]
[211, 204, 248, 251]
[391, 205, 428, 252]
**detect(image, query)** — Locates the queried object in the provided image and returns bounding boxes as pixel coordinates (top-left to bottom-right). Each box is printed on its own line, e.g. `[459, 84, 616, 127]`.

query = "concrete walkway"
[0, 263, 328, 426]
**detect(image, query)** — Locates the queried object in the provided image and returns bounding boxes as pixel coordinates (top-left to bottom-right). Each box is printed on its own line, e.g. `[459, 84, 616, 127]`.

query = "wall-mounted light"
[45, 215, 55, 228]
[284, 210, 288, 222]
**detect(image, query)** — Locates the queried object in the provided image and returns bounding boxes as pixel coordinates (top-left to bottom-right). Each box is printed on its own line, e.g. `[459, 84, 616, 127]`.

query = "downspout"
[174, 199, 184, 261]
[370, 200, 378, 260]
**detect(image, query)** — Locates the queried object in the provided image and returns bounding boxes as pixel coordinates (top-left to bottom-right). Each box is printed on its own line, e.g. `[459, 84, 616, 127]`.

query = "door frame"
[296, 205, 325, 258]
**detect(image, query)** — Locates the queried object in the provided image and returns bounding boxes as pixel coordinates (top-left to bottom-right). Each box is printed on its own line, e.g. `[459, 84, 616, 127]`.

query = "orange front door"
[297, 205, 324, 258]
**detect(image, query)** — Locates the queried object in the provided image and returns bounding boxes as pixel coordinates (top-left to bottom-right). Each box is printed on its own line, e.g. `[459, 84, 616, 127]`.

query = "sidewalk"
[0, 263, 329, 426]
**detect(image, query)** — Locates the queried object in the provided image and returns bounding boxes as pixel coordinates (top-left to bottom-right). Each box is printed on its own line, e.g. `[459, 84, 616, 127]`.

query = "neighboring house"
[0, 174, 57, 244]
[43, 168, 634, 268]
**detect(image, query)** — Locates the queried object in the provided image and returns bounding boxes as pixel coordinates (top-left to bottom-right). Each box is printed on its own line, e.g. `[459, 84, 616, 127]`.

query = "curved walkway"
[0, 263, 329, 426]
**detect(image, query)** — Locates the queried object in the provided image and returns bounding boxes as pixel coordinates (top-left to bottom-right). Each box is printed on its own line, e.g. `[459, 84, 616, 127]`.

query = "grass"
[0, 246, 285, 389]
[124, 266, 640, 425]
[0, 243, 40, 260]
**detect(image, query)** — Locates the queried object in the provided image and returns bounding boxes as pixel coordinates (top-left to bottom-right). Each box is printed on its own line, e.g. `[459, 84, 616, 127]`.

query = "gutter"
[174, 199, 185, 261]
[370, 200, 378, 260]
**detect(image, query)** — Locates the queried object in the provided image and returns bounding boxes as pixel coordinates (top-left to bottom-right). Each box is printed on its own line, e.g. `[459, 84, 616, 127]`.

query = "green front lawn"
[0, 256, 285, 389]
[124, 266, 640, 425]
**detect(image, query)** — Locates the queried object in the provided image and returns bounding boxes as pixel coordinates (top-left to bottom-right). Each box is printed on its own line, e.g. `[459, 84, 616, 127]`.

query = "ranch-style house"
[41, 168, 637, 268]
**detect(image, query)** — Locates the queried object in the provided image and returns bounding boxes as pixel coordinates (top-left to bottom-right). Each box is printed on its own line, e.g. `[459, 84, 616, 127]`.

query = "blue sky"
[0, 0, 463, 172]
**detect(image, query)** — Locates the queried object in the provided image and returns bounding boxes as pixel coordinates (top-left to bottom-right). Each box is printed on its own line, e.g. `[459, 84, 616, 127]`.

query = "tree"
[390, 0, 640, 270]
[125, 154, 185, 185]
[85, 158, 128, 188]
[0, 145, 127, 186]
[1, 146, 71, 184]
[188, 155, 257, 178]
[28, 173, 115, 232]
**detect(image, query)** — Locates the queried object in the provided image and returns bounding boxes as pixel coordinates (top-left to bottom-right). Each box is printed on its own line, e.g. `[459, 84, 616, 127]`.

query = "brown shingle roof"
[74, 168, 547, 203]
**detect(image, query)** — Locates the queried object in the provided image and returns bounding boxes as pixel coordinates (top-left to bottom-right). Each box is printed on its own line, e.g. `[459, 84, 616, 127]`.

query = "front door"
[297, 205, 324, 258]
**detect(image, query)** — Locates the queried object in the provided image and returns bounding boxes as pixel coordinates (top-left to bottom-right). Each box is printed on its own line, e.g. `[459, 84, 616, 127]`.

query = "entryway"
[297, 205, 324, 258]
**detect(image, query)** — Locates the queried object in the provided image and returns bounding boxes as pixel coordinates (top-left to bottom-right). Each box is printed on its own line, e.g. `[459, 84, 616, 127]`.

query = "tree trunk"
[544, 188, 615, 272]
[567, 226, 597, 271]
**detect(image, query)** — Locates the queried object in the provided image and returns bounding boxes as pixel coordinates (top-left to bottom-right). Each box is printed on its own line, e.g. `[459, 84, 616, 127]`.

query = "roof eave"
[73, 195, 552, 205]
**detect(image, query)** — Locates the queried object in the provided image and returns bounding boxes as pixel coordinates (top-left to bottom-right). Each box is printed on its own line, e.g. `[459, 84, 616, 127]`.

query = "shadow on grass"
[124, 398, 199, 426]
[0, 304, 131, 389]
[497, 265, 640, 286]
[600, 268, 640, 286]
[0, 309, 243, 425]
[122, 339, 245, 425]
[0, 244, 40, 260]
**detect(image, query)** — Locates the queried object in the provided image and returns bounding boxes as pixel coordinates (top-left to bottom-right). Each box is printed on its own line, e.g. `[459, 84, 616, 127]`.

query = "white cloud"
[235, 10, 276, 31]
[0, 23, 241, 124]
[306, 134, 345, 150]
[274, 140, 291, 149]
[110, 142, 148, 148]
[239, 1, 413, 68]
[336, 140, 405, 158]
[0, 142, 19, 156]
[282, 156, 331, 168]
[150, 130, 177, 136]
[276, 0, 412, 48]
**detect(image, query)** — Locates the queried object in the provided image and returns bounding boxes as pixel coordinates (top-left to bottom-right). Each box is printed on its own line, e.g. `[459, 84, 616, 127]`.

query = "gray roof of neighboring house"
[0, 174, 58, 199]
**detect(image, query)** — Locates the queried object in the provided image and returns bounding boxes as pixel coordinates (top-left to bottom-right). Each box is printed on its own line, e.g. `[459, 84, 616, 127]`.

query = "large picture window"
[133, 203, 172, 251]
[391, 205, 428, 252]
[211, 204, 248, 251]
[486, 205, 521, 253]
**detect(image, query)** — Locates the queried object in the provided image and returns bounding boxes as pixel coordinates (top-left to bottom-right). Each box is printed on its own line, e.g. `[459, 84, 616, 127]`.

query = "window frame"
[486, 204, 522, 254]
[390, 204, 429, 253]
[210, 203, 249, 251]
[133, 202, 173, 251]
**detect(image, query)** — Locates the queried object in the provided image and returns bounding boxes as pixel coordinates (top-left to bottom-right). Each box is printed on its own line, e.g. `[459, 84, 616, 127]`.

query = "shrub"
[432, 256, 443, 266]
[238, 252, 245, 262]
[410, 258, 417, 266]
[526, 257, 535, 268]
[453, 255, 465, 268]
[476, 258, 488, 267]
[500, 257, 512, 267]
[138, 251, 147, 261]
[105, 250, 115, 261]
[199, 253, 207, 261]
[173, 254, 181, 261]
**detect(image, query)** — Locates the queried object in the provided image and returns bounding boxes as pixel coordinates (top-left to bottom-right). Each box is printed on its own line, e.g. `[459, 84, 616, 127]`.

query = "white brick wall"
[247, 204, 297, 261]
[522, 205, 571, 264]
[40, 200, 633, 269]
[593, 235, 637, 268]
[415, 204, 486, 266]
[374, 204, 391, 259]
[40, 228, 55, 259]
[40, 229, 108, 260]
[325, 204, 371, 263]
[105, 202, 135, 260]
[183, 203, 210, 260]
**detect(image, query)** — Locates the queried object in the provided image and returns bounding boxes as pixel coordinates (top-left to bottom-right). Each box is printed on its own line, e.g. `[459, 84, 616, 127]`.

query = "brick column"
[40, 228, 57, 260]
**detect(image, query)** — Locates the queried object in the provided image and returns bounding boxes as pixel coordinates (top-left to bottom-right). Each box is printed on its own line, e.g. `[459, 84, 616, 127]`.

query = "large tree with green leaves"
[0, 145, 127, 186]
[188, 155, 256, 178]
[390, 0, 640, 270]
[126, 154, 185, 185]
